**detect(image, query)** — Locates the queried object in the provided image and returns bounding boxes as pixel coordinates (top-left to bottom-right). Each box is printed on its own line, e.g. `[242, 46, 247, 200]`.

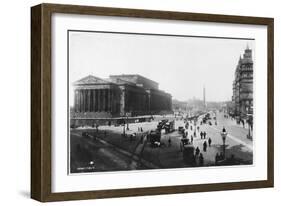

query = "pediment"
[74, 75, 110, 85]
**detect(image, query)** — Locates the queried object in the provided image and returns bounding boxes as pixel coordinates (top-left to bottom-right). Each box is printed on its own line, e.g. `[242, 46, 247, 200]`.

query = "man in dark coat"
[195, 147, 200, 156]
[203, 141, 207, 152]
[200, 131, 203, 139]
[208, 137, 212, 146]
[199, 153, 204, 166]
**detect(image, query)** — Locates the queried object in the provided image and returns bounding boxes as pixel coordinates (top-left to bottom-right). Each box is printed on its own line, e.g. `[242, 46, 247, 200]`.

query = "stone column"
[147, 91, 151, 113]
[100, 89, 104, 112]
[74, 90, 78, 112]
[104, 89, 108, 112]
[84, 90, 87, 112]
[87, 89, 91, 112]
[82, 89, 86, 112]
[93, 90, 96, 112]
[108, 89, 111, 113]
[103, 89, 107, 112]
[100, 89, 104, 111]
[90, 90, 93, 112]
[95, 89, 98, 112]
[120, 87, 125, 116]
[80, 90, 84, 112]
[79, 90, 82, 112]
[111, 89, 114, 113]
[96, 89, 100, 112]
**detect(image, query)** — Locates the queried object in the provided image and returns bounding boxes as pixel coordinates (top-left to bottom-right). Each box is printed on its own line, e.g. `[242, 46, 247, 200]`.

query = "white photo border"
[52, 13, 268, 193]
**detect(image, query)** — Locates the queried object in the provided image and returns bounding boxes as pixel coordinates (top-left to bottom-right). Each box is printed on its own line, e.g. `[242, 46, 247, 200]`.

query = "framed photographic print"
[31, 3, 274, 202]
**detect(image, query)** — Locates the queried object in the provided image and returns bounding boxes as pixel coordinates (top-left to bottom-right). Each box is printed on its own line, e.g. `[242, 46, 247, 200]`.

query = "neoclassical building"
[232, 46, 254, 118]
[72, 74, 172, 118]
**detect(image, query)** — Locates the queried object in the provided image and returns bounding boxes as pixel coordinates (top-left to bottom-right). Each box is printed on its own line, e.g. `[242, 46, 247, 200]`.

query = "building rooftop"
[73, 74, 160, 90]
[73, 75, 111, 85]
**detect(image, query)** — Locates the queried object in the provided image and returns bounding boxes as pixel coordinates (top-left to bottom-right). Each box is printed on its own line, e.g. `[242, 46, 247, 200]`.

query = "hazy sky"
[69, 31, 254, 105]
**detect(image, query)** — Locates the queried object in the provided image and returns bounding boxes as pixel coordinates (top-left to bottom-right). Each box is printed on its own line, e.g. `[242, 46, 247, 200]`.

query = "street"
[70, 111, 253, 173]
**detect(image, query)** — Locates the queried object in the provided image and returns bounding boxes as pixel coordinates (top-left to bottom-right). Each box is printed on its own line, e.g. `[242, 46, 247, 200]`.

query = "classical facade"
[232, 46, 253, 118]
[72, 74, 172, 118]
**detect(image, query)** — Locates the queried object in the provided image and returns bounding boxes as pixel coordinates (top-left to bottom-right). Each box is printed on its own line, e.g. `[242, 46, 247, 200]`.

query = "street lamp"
[123, 116, 126, 137]
[125, 112, 130, 131]
[126, 115, 129, 130]
[220, 127, 227, 159]
[246, 107, 252, 140]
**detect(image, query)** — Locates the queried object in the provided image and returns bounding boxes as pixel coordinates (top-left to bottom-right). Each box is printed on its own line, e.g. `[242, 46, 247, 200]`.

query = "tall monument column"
[203, 85, 206, 108]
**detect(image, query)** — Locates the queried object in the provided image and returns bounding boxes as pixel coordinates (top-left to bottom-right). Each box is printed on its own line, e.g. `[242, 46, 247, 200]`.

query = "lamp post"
[220, 128, 227, 159]
[126, 115, 129, 130]
[123, 116, 126, 137]
[125, 112, 130, 131]
[247, 121, 251, 139]
[246, 107, 252, 140]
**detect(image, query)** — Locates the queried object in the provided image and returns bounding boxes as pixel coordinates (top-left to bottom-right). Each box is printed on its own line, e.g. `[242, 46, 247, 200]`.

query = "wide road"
[70, 112, 253, 173]
[177, 111, 253, 165]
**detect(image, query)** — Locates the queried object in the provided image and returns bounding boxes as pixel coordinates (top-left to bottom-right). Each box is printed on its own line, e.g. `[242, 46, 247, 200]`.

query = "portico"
[72, 74, 172, 118]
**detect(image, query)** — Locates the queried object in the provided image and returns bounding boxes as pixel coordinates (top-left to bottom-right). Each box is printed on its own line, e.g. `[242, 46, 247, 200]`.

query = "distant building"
[232, 46, 253, 118]
[72, 74, 172, 118]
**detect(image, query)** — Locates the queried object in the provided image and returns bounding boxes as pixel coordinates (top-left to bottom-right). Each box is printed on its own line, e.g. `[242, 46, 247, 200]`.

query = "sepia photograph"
[68, 30, 254, 174]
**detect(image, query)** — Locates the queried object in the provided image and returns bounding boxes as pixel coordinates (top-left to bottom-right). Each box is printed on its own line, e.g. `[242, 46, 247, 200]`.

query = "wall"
[0, 0, 280, 205]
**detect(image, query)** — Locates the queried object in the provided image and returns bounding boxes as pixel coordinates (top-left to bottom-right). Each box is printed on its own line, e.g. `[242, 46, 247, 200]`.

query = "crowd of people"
[179, 117, 217, 166]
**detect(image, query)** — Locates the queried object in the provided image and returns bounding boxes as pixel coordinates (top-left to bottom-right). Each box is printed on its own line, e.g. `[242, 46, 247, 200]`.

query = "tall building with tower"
[232, 45, 254, 119]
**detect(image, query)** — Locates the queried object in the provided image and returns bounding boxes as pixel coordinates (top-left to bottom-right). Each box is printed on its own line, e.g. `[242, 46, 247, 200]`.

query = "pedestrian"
[195, 147, 200, 156]
[190, 125, 193, 130]
[197, 126, 200, 132]
[242, 120, 245, 128]
[203, 141, 207, 152]
[140, 134, 144, 144]
[141, 127, 143, 132]
[199, 153, 204, 166]
[203, 131, 206, 139]
[191, 136, 193, 144]
[200, 131, 203, 139]
[192, 154, 196, 166]
[219, 152, 224, 159]
[168, 137, 172, 147]
[215, 153, 219, 164]
[208, 137, 212, 146]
